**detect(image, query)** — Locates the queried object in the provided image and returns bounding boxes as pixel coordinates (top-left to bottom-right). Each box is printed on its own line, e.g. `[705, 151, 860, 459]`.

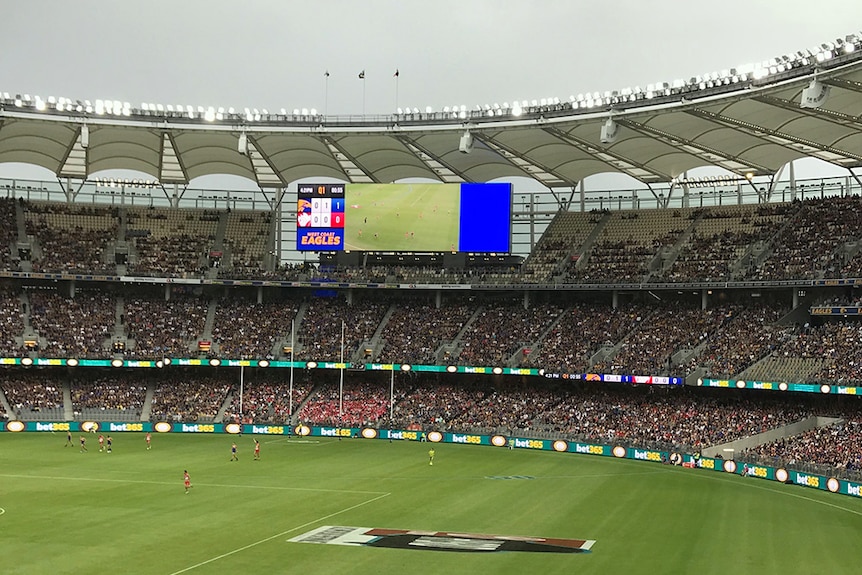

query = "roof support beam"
[822, 77, 862, 94]
[394, 135, 469, 183]
[246, 135, 286, 187]
[321, 137, 377, 183]
[474, 133, 576, 188]
[687, 108, 862, 167]
[615, 118, 772, 175]
[543, 126, 671, 183]
[753, 95, 862, 128]
[159, 132, 189, 184]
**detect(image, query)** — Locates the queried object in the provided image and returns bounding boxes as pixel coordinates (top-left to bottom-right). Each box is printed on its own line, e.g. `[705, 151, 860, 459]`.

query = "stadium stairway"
[443, 305, 485, 363]
[140, 383, 154, 422]
[646, 211, 703, 281]
[0, 386, 13, 419]
[214, 391, 232, 423]
[62, 381, 73, 421]
[702, 415, 842, 458]
[361, 303, 398, 362]
[508, 306, 570, 367]
[560, 210, 612, 275]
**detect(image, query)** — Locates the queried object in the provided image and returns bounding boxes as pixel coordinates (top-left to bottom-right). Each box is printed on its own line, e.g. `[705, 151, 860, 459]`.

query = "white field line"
[168, 492, 391, 575]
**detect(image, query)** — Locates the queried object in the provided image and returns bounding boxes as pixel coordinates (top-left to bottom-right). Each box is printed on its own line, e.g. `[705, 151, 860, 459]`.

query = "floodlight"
[238, 132, 248, 155]
[80, 125, 89, 149]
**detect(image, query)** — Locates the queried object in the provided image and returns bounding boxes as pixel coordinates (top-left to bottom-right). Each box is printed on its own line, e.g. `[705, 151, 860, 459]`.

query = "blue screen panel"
[458, 182, 512, 253]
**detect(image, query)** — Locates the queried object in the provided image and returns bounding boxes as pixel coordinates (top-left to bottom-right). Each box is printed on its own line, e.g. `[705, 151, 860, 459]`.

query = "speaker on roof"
[459, 130, 473, 154]
[800, 79, 830, 109]
[600, 117, 618, 144]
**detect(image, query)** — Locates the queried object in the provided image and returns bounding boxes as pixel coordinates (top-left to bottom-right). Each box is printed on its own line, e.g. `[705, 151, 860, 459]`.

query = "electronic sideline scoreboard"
[296, 182, 511, 253]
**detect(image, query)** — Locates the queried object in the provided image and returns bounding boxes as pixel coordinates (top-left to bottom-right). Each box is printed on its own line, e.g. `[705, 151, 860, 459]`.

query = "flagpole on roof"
[323, 70, 330, 118]
[359, 70, 366, 116]
[394, 69, 400, 114]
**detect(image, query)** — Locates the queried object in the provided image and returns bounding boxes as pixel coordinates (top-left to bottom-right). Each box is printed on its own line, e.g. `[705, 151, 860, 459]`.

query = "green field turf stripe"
[679, 468, 862, 517]
[0, 472, 387, 495]
[168, 492, 391, 575]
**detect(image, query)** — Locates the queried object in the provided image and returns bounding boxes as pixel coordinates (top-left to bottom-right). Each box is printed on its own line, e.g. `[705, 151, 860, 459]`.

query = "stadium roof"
[2, 38, 862, 190]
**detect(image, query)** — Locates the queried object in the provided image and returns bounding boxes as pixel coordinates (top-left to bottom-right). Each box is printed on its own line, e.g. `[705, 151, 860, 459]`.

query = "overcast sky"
[1, 0, 860, 184]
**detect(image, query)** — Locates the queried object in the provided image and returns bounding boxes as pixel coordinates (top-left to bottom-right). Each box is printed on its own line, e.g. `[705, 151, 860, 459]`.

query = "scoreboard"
[296, 182, 511, 253]
[296, 184, 346, 249]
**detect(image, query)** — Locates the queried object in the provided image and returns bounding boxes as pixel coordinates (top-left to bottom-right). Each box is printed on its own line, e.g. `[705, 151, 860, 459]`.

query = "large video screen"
[296, 182, 511, 252]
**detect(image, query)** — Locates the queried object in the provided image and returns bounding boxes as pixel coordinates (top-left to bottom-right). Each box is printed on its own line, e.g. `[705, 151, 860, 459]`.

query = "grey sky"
[1, 0, 859, 184]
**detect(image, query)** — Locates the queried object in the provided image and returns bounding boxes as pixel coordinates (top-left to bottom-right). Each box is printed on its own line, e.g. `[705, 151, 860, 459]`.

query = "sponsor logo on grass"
[289, 526, 595, 554]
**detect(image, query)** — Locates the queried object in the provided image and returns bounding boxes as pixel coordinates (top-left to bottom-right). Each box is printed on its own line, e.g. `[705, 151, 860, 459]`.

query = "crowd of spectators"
[27, 289, 116, 357]
[211, 295, 300, 358]
[297, 380, 394, 427]
[749, 197, 862, 280]
[149, 373, 231, 422]
[224, 373, 315, 424]
[592, 304, 735, 375]
[70, 375, 146, 414]
[743, 418, 862, 473]
[376, 299, 473, 364]
[11, 194, 862, 286]
[124, 292, 208, 357]
[690, 303, 792, 379]
[296, 296, 390, 361]
[458, 300, 564, 366]
[0, 371, 65, 415]
[536, 386, 813, 449]
[25, 203, 118, 274]
[0, 198, 17, 270]
[0, 285, 24, 356]
[525, 303, 649, 373]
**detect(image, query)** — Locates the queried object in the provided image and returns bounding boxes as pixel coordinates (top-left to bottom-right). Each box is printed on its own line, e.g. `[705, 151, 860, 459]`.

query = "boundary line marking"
[0, 507, 5, 516]
[658, 467, 862, 517]
[168, 492, 391, 575]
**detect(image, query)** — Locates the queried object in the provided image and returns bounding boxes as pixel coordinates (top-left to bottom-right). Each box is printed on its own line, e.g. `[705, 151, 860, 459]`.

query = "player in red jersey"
[183, 470, 191, 494]
[146, 432, 151, 450]
[253, 438, 261, 460]
[98, 434, 105, 452]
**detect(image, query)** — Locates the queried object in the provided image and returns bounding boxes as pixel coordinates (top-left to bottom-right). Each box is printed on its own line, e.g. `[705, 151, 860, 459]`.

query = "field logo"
[723, 460, 737, 474]
[154, 422, 172, 433]
[612, 446, 626, 458]
[290, 526, 595, 554]
[295, 425, 311, 436]
[552, 440, 568, 452]
[490, 435, 507, 447]
[362, 428, 378, 439]
[82, 421, 99, 432]
[427, 431, 443, 443]
[225, 423, 243, 434]
[775, 468, 789, 483]
[827, 478, 840, 493]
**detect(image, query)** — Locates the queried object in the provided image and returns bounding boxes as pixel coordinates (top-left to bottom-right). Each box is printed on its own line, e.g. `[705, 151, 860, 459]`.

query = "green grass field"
[2, 433, 862, 574]
[344, 184, 460, 251]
